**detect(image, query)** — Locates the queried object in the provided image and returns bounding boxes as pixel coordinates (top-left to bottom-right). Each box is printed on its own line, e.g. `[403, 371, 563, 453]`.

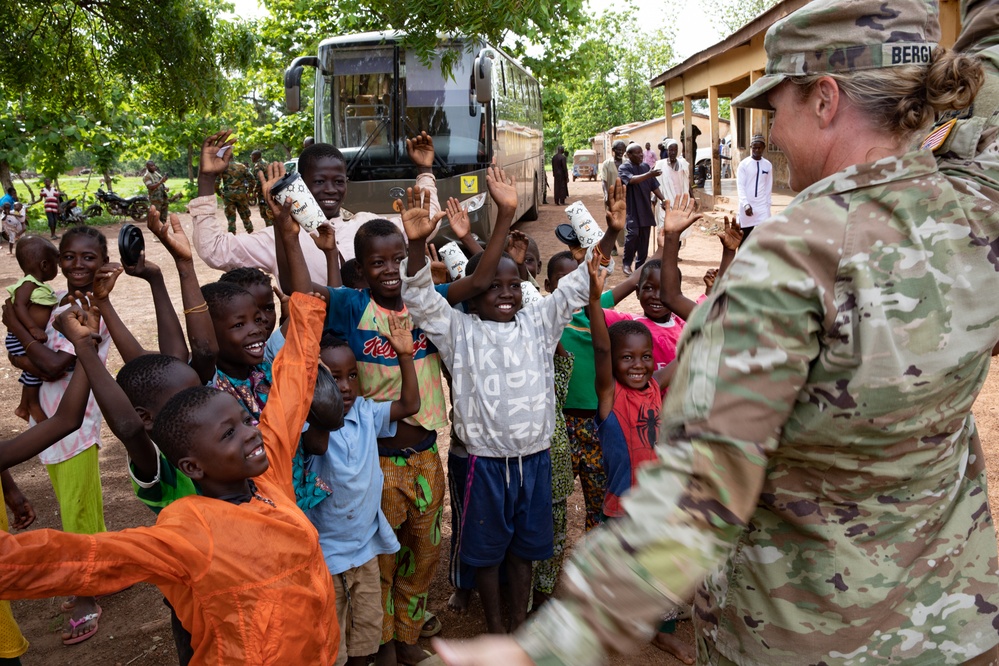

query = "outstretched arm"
[659, 194, 704, 321]
[124, 248, 188, 361]
[445, 197, 483, 255]
[314, 224, 342, 288]
[57, 304, 160, 482]
[715, 216, 742, 286]
[588, 254, 615, 421]
[148, 208, 219, 383]
[261, 162, 327, 297]
[91, 263, 146, 363]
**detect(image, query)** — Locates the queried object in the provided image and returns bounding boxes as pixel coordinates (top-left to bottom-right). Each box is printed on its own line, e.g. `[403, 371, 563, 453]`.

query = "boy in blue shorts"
[398, 182, 624, 634]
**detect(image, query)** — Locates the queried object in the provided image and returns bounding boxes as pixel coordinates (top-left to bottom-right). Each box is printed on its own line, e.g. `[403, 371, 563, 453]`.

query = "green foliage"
[702, 0, 780, 33]
[531, 9, 676, 153]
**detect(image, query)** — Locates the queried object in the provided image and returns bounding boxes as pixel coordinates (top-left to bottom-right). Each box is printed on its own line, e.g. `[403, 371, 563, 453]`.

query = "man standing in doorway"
[552, 146, 569, 206]
[619, 143, 664, 276]
[736, 134, 772, 245]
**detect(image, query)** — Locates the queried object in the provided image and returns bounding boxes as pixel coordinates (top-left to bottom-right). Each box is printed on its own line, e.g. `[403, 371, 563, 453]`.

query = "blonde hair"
[790, 48, 985, 140]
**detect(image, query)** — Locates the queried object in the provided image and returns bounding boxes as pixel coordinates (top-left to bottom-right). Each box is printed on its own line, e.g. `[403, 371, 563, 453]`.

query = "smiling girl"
[4, 225, 112, 646]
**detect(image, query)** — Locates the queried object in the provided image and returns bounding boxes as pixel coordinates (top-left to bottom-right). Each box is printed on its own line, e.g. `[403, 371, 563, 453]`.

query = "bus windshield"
[324, 43, 486, 179]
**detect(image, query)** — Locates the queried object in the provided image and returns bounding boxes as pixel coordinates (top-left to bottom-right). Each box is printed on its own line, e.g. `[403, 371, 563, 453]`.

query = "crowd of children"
[0, 129, 742, 666]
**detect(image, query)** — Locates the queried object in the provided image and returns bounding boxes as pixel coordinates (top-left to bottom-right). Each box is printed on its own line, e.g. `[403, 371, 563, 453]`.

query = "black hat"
[118, 223, 145, 267]
[554, 223, 580, 247]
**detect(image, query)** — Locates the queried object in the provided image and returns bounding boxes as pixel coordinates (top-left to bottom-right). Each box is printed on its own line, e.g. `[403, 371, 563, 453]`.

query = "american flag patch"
[921, 118, 958, 152]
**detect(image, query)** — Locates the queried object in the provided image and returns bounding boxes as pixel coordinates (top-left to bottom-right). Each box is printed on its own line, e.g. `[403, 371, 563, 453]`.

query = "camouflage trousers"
[222, 194, 253, 233]
[258, 201, 274, 227]
[378, 443, 444, 645]
[565, 414, 607, 531]
[149, 195, 168, 222]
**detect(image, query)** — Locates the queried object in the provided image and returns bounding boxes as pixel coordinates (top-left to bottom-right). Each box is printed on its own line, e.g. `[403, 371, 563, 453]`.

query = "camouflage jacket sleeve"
[518, 199, 842, 665]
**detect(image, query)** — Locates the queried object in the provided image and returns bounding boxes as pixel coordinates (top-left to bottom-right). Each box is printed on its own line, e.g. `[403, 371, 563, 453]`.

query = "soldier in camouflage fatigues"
[142, 160, 168, 221]
[250, 150, 273, 227]
[215, 161, 254, 234]
[432, 1, 999, 665]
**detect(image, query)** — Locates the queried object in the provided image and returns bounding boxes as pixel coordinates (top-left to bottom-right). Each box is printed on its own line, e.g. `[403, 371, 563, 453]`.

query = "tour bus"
[284, 32, 545, 242]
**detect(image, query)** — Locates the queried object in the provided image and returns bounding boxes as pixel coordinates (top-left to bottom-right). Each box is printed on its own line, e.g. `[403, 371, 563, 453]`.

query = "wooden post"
[749, 70, 764, 142]
[683, 95, 694, 190]
[708, 85, 721, 195]
[665, 92, 674, 139]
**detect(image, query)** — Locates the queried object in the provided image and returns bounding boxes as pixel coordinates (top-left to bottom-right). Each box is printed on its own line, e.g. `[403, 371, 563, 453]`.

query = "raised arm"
[403, 185, 450, 278]
[261, 162, 327, 297]
[258, 292, 324, 495]
[314, 223, 342, 288]
[91, 263, 146, 363]
[127, 218, 188, 361]
[429, 166, 516, 305]
[587, 254, 615, 421]
[715, 216, 742, 285]
[55, 303, 160, 482]
[382, 312, 421, 421]
[659, 194, 704, 321]
[445, 197, 483, 255]
[147, 208, 219, 384]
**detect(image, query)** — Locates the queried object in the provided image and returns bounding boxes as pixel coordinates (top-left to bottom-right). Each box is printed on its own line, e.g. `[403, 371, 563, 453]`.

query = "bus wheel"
[521, 174, 540, 222]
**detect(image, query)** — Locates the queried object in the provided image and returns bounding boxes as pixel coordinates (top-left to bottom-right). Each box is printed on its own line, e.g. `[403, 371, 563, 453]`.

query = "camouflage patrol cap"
[732, 0, 940, 110]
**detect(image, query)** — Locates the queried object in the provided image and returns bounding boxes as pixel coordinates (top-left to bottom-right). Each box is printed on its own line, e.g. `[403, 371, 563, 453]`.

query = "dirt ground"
[3, 178, 999, 665]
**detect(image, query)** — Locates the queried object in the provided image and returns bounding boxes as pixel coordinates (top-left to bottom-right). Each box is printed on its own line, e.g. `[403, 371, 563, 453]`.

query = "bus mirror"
[473, 50, 495, 105]
[284, 56, 320, 113]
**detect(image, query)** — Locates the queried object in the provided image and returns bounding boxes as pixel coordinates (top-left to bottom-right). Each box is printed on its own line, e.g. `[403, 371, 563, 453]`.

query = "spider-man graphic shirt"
[597, 379, 661, 518]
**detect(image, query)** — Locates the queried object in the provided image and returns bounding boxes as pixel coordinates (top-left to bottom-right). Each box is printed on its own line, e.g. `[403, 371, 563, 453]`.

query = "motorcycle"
[84, 188, 150, 221]
[57, 193, 88, 227]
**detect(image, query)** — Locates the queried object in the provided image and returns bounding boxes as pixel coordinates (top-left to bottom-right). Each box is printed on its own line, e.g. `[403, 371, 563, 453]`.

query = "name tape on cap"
[884, 43, 935, 66]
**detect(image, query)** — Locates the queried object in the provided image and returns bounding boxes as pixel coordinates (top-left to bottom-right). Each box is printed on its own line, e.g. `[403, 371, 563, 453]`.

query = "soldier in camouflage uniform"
[215, 160, 254, 234]
[250, 150, 273, 227]
[142, 160, 168, 221]
[435, 1, 999, 665]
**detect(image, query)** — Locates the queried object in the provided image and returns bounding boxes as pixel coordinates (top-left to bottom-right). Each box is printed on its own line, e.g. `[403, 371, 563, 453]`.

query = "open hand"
[506, 230, 529, 266]
[381, 312, 414, 357]
[199, 130, 236, 178]
[485, 164, 517, 212]
[313, 223, 337, 253]
[398, 185, 446, 244]
[148, 208, 193, 262]
[406, 131, 436, 169]
[445, 197, 471, 239]
[663, 194, 702, 235]
[91, 263, 124, 301]
[607, 178, 626, 233]
[718, 216, 743, 251]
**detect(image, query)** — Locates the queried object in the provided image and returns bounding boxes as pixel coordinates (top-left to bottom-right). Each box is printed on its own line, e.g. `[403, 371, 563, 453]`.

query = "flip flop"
[420, 611, 442, 638]
[118, 223, 145, 267]
[63, 604, 101, 646]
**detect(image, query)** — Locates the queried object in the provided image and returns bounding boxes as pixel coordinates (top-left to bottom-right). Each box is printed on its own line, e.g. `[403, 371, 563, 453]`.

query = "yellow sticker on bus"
[460, 176, 478, 194]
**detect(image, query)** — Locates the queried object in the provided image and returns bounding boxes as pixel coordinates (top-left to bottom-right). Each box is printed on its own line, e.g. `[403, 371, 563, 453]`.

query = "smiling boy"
[191, 130, 441, 284]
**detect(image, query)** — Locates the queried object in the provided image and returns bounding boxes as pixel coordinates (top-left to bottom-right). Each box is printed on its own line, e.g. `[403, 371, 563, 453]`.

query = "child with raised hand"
[300, 313, 420, 666]
[220, 267, 279, 337]
[399, 175, 624, 635]
[0, 292, 344, 664]
[658, 196, 738, 322]
[586, 252, 695, 665]
[5, 236, 59, 423]
[2, 225, 112, 644]
[265, 165, 451, 666]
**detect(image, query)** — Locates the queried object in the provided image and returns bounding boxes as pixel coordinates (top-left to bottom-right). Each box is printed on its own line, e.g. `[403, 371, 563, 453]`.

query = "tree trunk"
[188, 143, 195, 183]
[0, 160, 11, 194]
[103, 171, 114, 192]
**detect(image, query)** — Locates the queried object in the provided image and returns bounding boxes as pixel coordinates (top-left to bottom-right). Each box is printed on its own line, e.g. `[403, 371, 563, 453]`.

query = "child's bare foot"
[13, 401, 29, 422]
[652, 630, 695, 664]
[62, 596, 102, 645]
[447, 589, 471, 614]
